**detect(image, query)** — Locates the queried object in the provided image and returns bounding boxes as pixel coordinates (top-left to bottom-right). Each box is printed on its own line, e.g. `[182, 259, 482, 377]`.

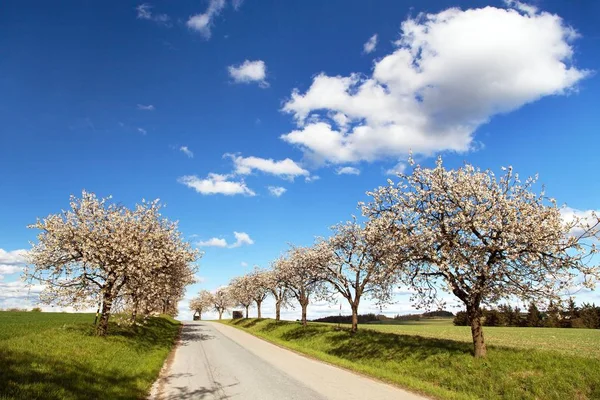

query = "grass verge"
[219, 318, 600, 400]
[0, 311, 180, 400]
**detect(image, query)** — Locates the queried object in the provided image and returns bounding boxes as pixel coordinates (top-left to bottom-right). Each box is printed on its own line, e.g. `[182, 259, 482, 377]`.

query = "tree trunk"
[199, 310, 202, 320]
[96, 294, 113, 336]
[245, 305, 249, 319]
[301, 301, 308, 327]
[275, 301, 281, 321]
[218, 310, 223, 320]
[468, 305, 487, 358]
[256, 300, 262, 319]
[351, 303, 359, 333]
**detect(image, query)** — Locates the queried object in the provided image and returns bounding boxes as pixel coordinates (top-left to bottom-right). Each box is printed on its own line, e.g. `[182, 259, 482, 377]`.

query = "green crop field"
[221, 318, 600, 400]
[0, 311, 180, 400]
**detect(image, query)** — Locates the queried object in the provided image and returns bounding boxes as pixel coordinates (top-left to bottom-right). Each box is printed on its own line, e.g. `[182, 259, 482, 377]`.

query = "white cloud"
[228, 60, 268, 87]
[137, 127, 147, 135]
[305, 175, 320, 183]
[230, 231, 254, 248]
[385, 161, 407, 175]
[197, 237, 228, 247]
[336, 166, 360, 175]
[560, 207, 599, 237]
[363, 34, 378, 54]
[226, 154, 309, 179]
[186, 0, 226, 39]
[178, 173, 256, 196]
[136, 4, 170, 25]
[281, 4, 588, 164]
[0, 249, 28, 265]
[137, 104, 155, 111]
[232, 0, 245, 11]
[196, 232, 254, 248]
[0, 265, 23, 275]
[241, 261, 248, 267]
[180, 146, 194, 158]
[268, 186, 287, 197]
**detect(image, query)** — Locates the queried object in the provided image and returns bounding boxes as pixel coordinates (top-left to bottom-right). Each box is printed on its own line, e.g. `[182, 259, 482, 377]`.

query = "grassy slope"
[220, 318, 600, 400]
[0, 311, 180, 400]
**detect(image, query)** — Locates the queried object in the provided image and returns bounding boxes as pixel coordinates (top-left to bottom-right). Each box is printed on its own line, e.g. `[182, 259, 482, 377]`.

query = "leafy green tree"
[527, 303, 544, 327]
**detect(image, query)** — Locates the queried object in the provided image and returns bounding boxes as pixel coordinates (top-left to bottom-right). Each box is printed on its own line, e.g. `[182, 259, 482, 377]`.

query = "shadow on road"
[179, 323, 215, 346]
[162, 382, 238, 399]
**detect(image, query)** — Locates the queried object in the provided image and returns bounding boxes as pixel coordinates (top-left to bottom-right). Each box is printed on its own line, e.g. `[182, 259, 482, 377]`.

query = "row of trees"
[193, 157, 599, 358]
[26, 191, 199, 336]
[454, 300, 600, 329]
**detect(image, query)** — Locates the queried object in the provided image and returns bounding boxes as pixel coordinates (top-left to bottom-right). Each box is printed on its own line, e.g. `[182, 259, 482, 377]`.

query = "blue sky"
[1, 0, 599, 319]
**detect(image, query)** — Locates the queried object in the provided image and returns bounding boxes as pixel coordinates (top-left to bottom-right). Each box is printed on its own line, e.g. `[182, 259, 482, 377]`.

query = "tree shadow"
[280, 325, 323, 341]
[0, 348, 154, 399]
[322, 328, 474, 362]
[258, 321, 284, 333]
[179, 324, 215, 346]
[161, 382, 238, 399]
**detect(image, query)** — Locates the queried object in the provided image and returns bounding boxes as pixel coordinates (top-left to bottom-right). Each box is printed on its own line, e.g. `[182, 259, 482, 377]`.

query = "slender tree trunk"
[467, 305, 487, 358]
[245, 305, 249, 319]
[275, 301, 281, 321]
[256, 300, 262, 319]
[351, 302, 359, 333]
[199, 309, 202, 320]
[301, 300, 308, 327]
[97, 294, 113, 336]
[218, 310, 223, 320]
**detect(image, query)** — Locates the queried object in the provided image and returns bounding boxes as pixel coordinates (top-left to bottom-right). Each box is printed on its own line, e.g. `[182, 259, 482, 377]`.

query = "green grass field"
[220, 318, 600, 400]
[0, 311, 180, 400]
[330, 318, 600, 358]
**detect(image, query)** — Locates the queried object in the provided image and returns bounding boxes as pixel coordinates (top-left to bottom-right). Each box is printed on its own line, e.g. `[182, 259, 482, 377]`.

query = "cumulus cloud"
[180, 146, 194, 158]
[178, 173, 256, 196]
[187, 0, 226, 39]
[281, 4, 588, 165]
[228, 60, 268, 87]
[196, 237, 228, 247]
[137, 104, 155, 111]
[196, 232, 254, 248]
[268, 186, 287, 197]
[230, 231, 254, 248]
[336, 166, 360, 175]
[363, 34, 378, 54]
[136, 4, 170, 25]
[560, 207, 600, 237]
[226, 154, 309, 179]
[0, 249, 28, 265]
[385, 161, 407, 175]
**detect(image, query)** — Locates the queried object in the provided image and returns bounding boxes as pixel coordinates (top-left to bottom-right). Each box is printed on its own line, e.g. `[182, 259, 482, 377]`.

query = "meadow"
[0, 311, 180, 400]
[221, 318, 600, 400]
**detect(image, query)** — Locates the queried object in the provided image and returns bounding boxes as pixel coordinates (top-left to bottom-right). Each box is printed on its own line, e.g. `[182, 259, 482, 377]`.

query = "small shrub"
[31, 307, 42, 312]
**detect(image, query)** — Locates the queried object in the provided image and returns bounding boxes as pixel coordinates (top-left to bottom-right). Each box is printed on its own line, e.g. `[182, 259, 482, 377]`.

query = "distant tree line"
[310, 310, 455, 324]
[453, 299, 600, 329]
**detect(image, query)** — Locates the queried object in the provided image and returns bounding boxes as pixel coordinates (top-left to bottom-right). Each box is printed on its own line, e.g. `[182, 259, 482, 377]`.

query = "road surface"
[151, 321, 425, 400]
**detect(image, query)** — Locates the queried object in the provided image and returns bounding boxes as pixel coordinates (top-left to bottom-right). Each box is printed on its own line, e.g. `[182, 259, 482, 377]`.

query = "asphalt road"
[151, 321, 425, 400]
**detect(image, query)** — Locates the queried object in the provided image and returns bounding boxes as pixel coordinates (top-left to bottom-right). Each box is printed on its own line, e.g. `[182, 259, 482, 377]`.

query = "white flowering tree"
[265, 261, 292, 321]
[276, 244, 329, 326]
[363, 157, 599, 357]
[190, 290, 214, 320]
[212, 288, 232, 320]
[321, 219, 401, 332]
[247, 267, 270, 318]
[26, 191, 199, 336]
[229, 275, 255, 318]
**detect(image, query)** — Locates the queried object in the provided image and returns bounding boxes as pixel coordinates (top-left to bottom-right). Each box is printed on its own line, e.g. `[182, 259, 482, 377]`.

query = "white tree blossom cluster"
[222, 157, 599, 358]
[26, 191, 199, 336]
